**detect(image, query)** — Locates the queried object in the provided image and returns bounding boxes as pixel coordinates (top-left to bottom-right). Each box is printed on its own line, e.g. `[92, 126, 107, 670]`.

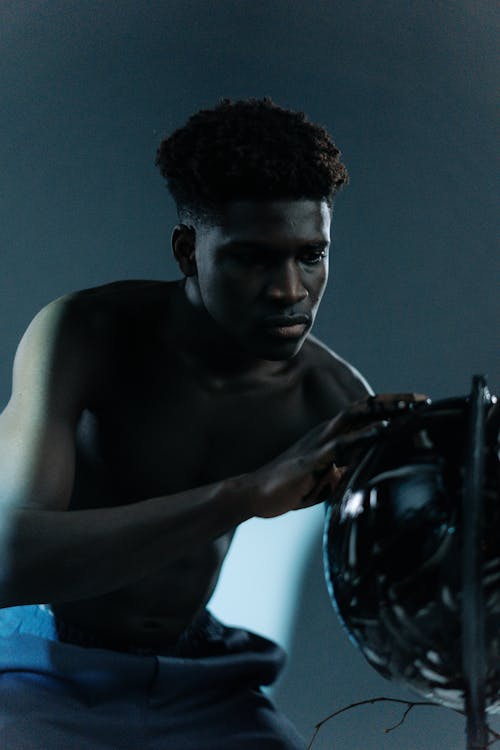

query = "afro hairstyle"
[155, 97, 348, 223]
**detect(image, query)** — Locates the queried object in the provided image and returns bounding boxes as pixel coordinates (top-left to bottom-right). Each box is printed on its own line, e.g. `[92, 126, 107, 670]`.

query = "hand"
[250, 393, 429, 518]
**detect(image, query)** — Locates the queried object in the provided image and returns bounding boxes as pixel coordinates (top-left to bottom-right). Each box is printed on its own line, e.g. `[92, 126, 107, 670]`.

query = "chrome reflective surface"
[324, 396, 500, 712]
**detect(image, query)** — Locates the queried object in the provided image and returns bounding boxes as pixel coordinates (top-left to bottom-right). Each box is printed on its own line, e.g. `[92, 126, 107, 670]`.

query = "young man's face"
[183, 199, 331, 361]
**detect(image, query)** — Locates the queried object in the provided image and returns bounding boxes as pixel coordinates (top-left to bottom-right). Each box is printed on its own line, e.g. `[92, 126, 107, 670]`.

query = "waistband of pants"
[37, 604, 228, 658]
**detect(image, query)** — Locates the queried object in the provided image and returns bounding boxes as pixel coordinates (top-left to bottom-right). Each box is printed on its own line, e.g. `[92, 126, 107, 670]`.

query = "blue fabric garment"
[0, 604, 306, 749]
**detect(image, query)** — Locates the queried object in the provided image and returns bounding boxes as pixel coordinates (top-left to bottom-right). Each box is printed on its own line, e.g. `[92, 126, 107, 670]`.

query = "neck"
[173, 278, 292, 380]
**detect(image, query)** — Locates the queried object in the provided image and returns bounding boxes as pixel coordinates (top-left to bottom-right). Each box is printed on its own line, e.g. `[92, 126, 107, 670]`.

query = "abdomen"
[50, 533, 233, 647]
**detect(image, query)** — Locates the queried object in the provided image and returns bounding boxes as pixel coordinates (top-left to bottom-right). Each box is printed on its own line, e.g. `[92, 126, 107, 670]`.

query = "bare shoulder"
[0, 283, 155, 515]
[71, 278, 176, 331]
[11, 280, 120, 370]
[4, 291, 96, 421]
[300, 333, 373, 416]
[38, 279, 175, 342]
[12, 290, 88, 373]
[70, 278, 171, 313]
[16, 280, 149, 343]
[4, 279, 172, 416]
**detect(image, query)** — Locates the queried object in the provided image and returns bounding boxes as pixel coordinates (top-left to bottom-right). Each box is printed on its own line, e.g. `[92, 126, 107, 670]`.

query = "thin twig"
[383, 702, 416, 732]
[306, 696, 500, 749]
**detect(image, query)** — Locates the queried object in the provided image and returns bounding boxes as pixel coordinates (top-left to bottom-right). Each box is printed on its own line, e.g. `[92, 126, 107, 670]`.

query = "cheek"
[201, 271, 252, 322]
[209, 263, 259, 303]
[308, 265, 328, 304]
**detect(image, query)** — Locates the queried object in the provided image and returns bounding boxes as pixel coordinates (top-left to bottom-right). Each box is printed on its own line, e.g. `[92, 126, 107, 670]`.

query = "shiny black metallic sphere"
[324, 396, 500, 711]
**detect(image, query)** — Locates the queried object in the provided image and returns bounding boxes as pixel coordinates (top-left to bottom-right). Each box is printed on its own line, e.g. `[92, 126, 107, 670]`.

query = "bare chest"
[71, 360, 320, 509]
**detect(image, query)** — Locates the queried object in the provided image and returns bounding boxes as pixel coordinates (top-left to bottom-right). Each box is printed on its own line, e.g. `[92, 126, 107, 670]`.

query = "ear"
[172, 224, 197, 277]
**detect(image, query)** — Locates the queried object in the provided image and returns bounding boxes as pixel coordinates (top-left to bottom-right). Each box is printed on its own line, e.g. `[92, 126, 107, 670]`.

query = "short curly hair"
[155, 97, 348, 223]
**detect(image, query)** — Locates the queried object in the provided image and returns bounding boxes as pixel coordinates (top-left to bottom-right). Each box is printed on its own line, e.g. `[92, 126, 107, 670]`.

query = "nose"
[265, 260, 308, 304]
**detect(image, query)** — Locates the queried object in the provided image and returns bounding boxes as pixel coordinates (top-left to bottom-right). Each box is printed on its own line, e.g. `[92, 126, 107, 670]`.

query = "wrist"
[219, 472, 261, 523]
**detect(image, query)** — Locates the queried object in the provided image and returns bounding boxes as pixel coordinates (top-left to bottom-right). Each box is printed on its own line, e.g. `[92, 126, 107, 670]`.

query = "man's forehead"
[204, 199, 331, 243]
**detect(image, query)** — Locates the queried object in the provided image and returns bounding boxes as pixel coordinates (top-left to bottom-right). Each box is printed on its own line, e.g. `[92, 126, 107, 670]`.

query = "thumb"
[307, 464, 349, 505]
[329, 464, 348, 490]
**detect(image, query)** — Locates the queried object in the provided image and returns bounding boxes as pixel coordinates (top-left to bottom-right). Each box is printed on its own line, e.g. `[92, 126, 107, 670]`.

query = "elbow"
[0, 583, 21, 609]
[0, 509, 43, 608]
[0, 540, 27, 609]
[0, 559, 48, 609]
[0, 512, 20, 607]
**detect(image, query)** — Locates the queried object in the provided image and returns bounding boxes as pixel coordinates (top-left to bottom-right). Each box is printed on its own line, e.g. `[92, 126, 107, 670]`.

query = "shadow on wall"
[272, 524, 477, 750]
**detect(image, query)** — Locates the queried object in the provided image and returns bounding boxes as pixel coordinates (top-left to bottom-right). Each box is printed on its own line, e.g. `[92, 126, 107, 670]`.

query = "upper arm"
[0, 296, 94, 514]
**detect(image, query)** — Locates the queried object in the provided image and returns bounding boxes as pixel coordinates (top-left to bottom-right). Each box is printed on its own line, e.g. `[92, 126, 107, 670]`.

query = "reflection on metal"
[324, 377, 500, 748]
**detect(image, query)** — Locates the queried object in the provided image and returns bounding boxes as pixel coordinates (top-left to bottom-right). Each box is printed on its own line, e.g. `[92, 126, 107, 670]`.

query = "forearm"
[0, 475, 255, 607]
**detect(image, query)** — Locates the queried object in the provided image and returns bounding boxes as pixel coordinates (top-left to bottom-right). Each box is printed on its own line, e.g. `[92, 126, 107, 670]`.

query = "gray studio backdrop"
[1, 2, 498, 749]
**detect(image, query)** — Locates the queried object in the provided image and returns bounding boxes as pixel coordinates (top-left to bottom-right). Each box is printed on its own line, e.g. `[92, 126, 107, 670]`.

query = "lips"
[262, 314, 310, 326]
[261, 314, 311, 339]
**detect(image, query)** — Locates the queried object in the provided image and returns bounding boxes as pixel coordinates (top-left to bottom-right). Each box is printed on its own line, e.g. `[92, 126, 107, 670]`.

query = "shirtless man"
[0, 98, 422, 749]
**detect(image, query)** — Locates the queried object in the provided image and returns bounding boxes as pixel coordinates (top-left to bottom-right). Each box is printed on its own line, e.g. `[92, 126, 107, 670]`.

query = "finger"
[315, 394, 431, 447]
[304, 465, 350, 506]
[330, 425, 385, 465]
[364, 393, 431, 412]
[314, 424, 385, 468]
[339, 393, 431, 428]
[327, 465, 351, 500]
[331, 465, 348, 481]
[308, 397, 431, 500]
[373, 392, 429, 403]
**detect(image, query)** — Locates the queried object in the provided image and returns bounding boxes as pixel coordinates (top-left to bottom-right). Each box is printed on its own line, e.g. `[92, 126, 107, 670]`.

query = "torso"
[51, 279, 369, 646]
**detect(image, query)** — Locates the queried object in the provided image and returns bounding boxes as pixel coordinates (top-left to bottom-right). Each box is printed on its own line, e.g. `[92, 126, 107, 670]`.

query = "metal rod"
[462, 375, 490, 749]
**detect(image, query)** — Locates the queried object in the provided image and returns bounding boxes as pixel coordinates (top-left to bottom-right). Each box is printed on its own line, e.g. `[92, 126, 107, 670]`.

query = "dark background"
[1, 2, 498, 748]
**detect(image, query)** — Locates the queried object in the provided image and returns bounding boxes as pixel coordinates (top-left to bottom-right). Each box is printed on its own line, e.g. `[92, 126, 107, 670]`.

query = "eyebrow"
[223, 239, 329, 251]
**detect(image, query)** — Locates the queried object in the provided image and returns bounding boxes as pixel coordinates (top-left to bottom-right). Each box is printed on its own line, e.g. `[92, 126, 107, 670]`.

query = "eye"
[299, 248, 327, 265]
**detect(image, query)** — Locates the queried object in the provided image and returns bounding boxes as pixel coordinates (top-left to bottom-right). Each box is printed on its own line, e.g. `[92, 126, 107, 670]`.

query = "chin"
[254, 338, 306, 362]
